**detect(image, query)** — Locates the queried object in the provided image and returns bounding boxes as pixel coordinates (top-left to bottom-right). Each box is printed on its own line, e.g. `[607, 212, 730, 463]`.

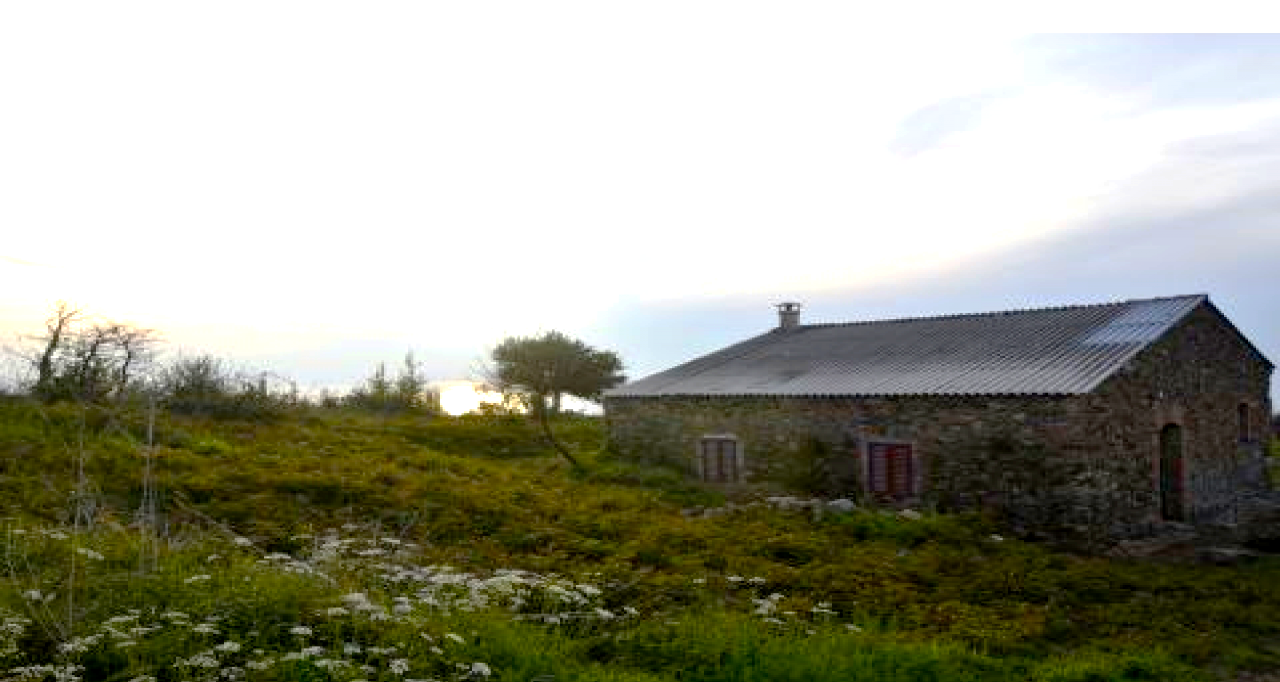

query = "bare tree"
[31, 301, 82, 399]
[104, 323, 162, 398]
[16, 302, 161, 402]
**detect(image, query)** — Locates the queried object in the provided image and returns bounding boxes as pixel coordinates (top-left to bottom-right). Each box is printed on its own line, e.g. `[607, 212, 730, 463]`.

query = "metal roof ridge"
[794, 293, 1208, 330]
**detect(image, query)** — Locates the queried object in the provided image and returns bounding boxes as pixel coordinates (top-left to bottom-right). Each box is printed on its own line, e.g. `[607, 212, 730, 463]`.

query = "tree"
[17, 301, 160, 402]
[485, 331, 625, 466]
[345, 352, 441, 414]
[394, 352, 429, 410]
[31, 301, 81, 399]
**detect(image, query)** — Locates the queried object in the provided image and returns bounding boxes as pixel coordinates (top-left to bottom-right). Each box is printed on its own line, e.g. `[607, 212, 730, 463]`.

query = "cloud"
[890, 89, 1013, 157]
[1028, 34, 1280, 110]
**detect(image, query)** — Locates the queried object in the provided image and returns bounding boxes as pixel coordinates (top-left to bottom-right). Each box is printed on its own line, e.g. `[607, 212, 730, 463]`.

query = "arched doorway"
[1159, 424, 1184, 522]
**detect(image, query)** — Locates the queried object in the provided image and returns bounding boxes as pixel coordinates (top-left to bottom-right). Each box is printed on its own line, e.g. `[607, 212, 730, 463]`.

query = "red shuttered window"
[868, 442, 914, 500]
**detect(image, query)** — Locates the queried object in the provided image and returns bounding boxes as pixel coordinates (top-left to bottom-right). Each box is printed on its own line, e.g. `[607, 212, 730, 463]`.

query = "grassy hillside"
[1, 398, 1278, 681]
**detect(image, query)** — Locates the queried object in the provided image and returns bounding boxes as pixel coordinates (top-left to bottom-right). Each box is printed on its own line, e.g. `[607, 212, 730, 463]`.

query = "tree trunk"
[35, 303, 80, 400]
[536, 394, 579, 468]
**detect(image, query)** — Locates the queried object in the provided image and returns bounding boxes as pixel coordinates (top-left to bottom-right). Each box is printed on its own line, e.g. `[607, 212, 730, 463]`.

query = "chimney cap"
[776, 301, 802, 329]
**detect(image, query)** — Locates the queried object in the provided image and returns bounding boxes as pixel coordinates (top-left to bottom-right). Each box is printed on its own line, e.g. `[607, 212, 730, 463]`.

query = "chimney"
[776, 301, 802, 330]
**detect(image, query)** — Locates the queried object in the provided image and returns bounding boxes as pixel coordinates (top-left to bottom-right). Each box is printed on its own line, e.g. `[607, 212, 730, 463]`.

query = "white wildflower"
[343, 642, 362, 655]
[58, 634, 103, 654]
[22, 590, 42, 601]
[216, 641, 241, 653]
[389, 659, 410, 675]
[192, 623, 219, 635]
[325, 607, 350, 617]
[444, 633, 464, 644]
[233, 537, 252, 547]
[181, 653, 220, 668]
[183, 575, 211, 584]
[470, 661, 492, 677]
[290, 626, 313, 636]
[75, 547, 104, 561]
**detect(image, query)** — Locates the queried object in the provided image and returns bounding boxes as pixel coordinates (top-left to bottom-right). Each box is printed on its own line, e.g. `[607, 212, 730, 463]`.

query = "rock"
[826, 499, 856, 513]
[1197, 546, 1263, 566]
[897, 509, 923, 521]
[1104, 532, 1197, 559]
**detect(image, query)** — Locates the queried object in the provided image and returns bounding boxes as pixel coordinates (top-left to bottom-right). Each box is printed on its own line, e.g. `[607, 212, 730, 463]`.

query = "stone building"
[604, 295, 1273, 535]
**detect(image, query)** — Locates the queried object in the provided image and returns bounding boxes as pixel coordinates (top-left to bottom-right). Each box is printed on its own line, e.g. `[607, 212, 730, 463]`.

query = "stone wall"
[604, 393, 1157, 534]
[1084, 302, 1274, 523]
[604, 302, 1273, 537]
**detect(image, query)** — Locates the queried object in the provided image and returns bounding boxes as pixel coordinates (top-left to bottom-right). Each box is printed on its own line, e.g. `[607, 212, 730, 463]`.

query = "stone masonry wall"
[1084, 303, 1273, 524]
[604, 393, 1158, 534]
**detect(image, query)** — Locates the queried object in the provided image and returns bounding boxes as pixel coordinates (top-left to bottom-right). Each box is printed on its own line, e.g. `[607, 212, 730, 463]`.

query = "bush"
[341, 353, 442, 415]
[158, 355, 293, 421]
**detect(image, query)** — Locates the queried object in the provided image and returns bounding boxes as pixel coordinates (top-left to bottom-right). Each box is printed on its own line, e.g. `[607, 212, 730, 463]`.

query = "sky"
[1, 9, 1278, 408]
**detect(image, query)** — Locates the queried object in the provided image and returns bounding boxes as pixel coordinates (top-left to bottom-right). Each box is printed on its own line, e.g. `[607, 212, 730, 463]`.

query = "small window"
[867, 442, 915, 500]
[1238, 403, 1251, 443]
[698, 436, 741, 483]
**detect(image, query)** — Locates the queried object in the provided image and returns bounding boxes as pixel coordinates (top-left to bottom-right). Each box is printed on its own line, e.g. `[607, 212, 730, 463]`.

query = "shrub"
[158, 355, 292, 421]
[342, 353, 442, 415]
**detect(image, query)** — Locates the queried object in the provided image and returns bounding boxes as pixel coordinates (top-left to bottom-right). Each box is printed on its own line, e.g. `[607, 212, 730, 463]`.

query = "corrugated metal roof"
[606, 295, 1208, 398]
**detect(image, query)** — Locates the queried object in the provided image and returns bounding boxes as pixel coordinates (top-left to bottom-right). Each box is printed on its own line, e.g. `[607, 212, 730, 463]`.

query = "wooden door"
[699, 438, 739, 483]
[1159, 424, 1184, 522]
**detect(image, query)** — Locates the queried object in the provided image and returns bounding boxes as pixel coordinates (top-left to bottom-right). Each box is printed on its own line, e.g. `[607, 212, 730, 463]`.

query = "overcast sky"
[1, 11, 1276, 402]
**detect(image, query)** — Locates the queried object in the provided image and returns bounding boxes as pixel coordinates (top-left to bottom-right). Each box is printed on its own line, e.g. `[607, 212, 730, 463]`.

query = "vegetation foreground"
[1, 399, 1279, 681]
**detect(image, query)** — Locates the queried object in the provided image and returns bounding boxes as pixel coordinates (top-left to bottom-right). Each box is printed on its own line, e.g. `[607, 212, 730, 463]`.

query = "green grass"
[0, 397, 1276, 680]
